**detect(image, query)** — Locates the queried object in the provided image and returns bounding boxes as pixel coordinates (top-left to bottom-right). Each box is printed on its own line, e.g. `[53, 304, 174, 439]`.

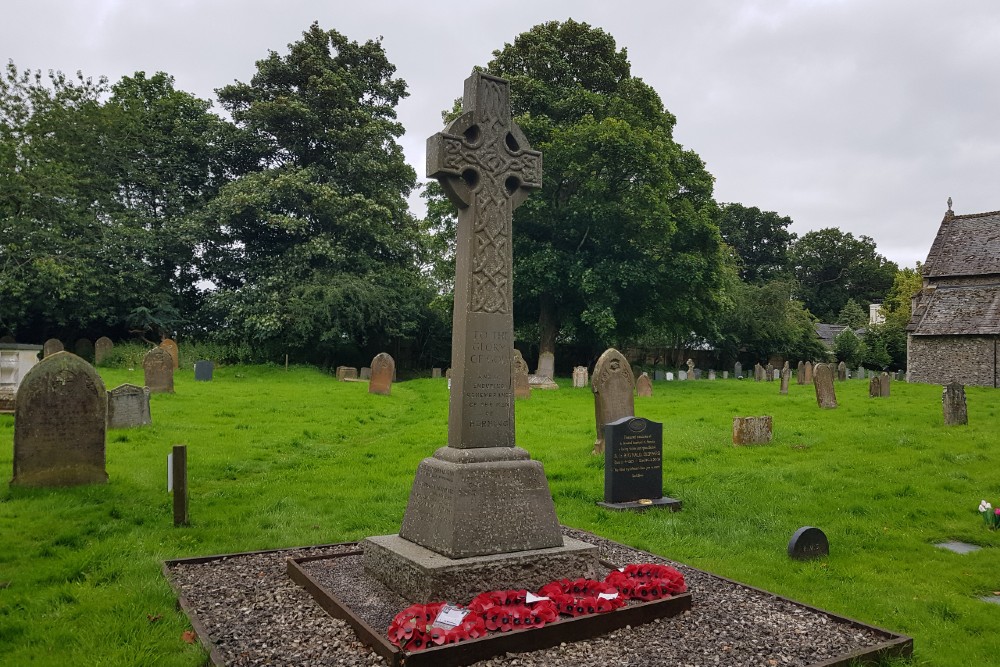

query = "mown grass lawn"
[2, 364, 999, 665]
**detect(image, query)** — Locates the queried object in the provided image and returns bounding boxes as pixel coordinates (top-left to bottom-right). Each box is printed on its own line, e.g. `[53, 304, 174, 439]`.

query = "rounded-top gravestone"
[813, 363, 837, 409]
[12, 351, 108, 486]
[368, 352, 395, 396]
[94, 336, 113, 366]
[43, 338, 64, 358]
[592, 347, 635, 455]
[788, 526, 829, 560]
[143, 347, 174, 394]
[159, 338, 179, 370]
[636, 372, 653, 397]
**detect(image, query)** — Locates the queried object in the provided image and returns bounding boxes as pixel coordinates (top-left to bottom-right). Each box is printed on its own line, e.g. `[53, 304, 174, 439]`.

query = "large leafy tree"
[202, 23, 430, 364]
[717, 203, 796, 284]
[789, 228, 897, 322]
[458, 20, 728, 371]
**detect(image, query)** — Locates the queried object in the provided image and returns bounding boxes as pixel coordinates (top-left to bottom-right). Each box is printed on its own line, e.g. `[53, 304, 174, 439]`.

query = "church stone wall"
[907, 334, 998, 387]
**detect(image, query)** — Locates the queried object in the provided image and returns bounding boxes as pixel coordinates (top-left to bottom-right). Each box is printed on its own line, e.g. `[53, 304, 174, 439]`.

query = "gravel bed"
[166, 528, 903, 666]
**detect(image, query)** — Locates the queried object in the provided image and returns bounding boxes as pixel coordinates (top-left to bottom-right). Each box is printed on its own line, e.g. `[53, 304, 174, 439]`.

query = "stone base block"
[362, 534, 599, 603]
[597, 497, 682, 512]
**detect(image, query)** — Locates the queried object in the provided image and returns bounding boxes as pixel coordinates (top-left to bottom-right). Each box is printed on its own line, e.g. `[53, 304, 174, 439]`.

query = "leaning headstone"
[143, 347, 174, 394]
[666, 372, 674, 381]
[943, 382, 968, 426]
[837, 361, 847, 381]
[591, 347, 635, 455]
[194, 360, 214, 382]
[636, 372, 653, 397]
[360, 367, 372, 380]
[94, 336, 113, 365]
[336, 366, 358, 381]
[734, 361, 742, 378]
[513, 349, 531, 399]
[74, 338, 94, 362]
[709, 370, 717, 381]
[678, 370, 688, 381]
[159, 338, 179, 369]
[43, 338, 63, 358]
[780, 368, 790, 394]
[369, 353, 395, 396]
[107, 383, 151, 429]
[597, 416, 680, 511]
[363, 72, 588, 604]
[813, 363, 837, 409]
[788, 526, 829, 560]
[12, 352, 108, 486]
[796, 361, 805, 385]
[879, 372, 890, 397]
[432, 368, 442, 379]
[572, 366, 589, 388]
[732, 416, 773, 445]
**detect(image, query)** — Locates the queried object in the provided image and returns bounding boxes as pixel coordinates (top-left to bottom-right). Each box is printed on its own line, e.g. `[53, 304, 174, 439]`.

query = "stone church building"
[907, 206, 1000, 386]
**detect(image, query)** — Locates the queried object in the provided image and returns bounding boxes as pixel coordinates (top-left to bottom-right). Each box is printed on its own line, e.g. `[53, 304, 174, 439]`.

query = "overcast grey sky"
[4, 1, 998, 268]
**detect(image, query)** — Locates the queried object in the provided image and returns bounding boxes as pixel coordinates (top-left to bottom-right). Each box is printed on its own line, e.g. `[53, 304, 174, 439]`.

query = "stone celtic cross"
[427, 72, 541, 449]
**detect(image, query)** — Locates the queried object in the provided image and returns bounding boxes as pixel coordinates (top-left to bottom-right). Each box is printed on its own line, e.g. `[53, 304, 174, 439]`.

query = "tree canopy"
[717, 203, 796, 284]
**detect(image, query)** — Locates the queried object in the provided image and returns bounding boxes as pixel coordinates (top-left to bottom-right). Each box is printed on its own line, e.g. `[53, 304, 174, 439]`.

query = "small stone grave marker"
[597, 416, 680, 512]
[94, 336, 113, 365]
[734, 361, 742, 378]
[369, 353, 395, 396]
[733, 416, 773, 446]
[107, 383, 151, 429]
[709, 369, 717, 381]
[591, 347, 634, 455]
[336, 366, 358, 381]
[804, 361, 813, 383]
[796, 361, 805, 385]
[693, 368, 702, 380]
[813, 363, 837, 409]
[722, 370, 729, 379]
[513, 349, 531, 399]
[12, 351, 108, 486]
[573, 366, 589, 388]
[788, 526, 829, 560]
[837, 361, 847, 381]
[780, 368, 790, 394]
[359, 367, 371, 380]
[678, 370, 687, 381]
[194, 360, 214, 382]
[666, 372, 674, 381]
[934, 541, 981, 555]
[143, 347, 174, 393]
[765, 363, 774, 381]
[636, 372, 653, 397]
[653, 369, 665, 381]
[432, 368, 442, 379]
[943, 382, 967, 425]
[43, 338, 63, 358]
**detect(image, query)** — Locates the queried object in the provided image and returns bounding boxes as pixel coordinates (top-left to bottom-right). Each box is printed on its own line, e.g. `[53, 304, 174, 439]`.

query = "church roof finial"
[947, 196, 953, 213]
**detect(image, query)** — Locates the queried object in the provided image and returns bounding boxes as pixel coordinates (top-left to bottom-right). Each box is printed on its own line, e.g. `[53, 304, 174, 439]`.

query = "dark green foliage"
[836, 298, 868, 329]
[717, 203, 796, 284]
[833, 328, 864, 367]
[790, 228, 898, 322]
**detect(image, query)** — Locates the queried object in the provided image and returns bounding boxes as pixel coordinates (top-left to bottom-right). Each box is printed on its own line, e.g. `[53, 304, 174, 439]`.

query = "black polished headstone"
[194, 360, 214, 382]
[788, 526, 829, 560]
[598, 416, 681, 512]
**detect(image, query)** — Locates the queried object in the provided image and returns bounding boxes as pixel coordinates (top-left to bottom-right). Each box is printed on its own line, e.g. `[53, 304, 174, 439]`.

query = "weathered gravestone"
[686, 358, 695, 376]
[837, 361, 847, 381]
[722, 370, 729, 379]
[94, 336, 113, 365]
[12, 352, 107, 486]
[754, 363, 763, 381]
[653, 369, 665, 381]
[513, 349, 531, 399]
[336, 366, 358, 381]
[529, 374, 559, 390]
[879, 372, 890, 397]
[107, 383, 151, 429]
[733, 416, 773, 445]
[194, 360, 214, 382]
[788, 526, 829, 560]
[572, 365, 589, 388]
[159, 338, 179, 370]
[856, 365, 865, 380]
[432, 368, 442, 379]
[636, 372, 653, 397]
[360, 367, 372, 380]
[813, 363, 837, 409]
[143, 347, 174, 394]
[796, 360, 805, 385]
[536, 351, 555, 385]
[363, 72, 594, 603]
[773, 369, 780, 381]
[693, 368, 703, 380]
[597, 416, 680, 511]
[74, 338, 94, 362]
[734, 361, 742, 378]
[43, 338, 63, 358]
[666, 372, 674, 381]
[369, 353, 395, 396]
[804, 361, 813, 384]
[869, 375, 881, 398]
[592, 347, 635, 455]
[678, 370, 688, 381]
[765, 363, 774, 381]
[709, 369, 717, 381]
[780, 368, 790, 394]
[943, 382, 968, 426]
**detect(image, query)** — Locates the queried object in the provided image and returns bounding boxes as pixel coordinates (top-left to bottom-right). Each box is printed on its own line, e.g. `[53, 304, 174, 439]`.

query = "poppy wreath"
[537, 578, 626, 616]
[604, 563, 687, 601]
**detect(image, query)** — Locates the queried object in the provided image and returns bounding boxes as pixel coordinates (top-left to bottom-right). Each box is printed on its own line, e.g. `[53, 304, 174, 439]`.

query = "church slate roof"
[908, 283, 1000, 336]
[922, 210, 1000, 278]
[814, 323, 865, 348]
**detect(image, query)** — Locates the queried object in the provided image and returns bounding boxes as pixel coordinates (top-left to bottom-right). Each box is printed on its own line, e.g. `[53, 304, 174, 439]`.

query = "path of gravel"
[166, 527, 906, 667]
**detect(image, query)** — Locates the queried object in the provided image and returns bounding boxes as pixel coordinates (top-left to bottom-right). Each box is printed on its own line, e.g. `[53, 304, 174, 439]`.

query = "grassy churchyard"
[2, 364, 999, 665]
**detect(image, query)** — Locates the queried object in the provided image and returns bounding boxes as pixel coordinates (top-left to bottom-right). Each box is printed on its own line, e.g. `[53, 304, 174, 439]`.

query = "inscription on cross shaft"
[427, 72, 541, 450]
